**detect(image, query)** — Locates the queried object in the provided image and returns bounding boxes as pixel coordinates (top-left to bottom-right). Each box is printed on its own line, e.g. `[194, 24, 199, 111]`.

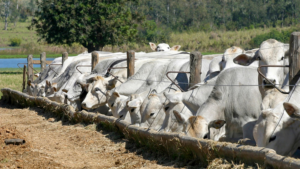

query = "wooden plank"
[91, 52, 99, 71]
[40, 52, 46, 72]
[22, 65, 26, 92]
[127, 50, 135, 78]
[289, 32, 300, 91]
[27, 54, 33, 83]
[189, 51, 202, 88]
[32, 60, 52, 65]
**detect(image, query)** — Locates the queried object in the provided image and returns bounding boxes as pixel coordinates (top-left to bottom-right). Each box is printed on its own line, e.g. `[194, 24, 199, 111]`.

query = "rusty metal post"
[22, 65, 26, 91]
[40, 52, 46, 72]
[62, 52, 68, 66]
[27, 54, 33, 82]
[127, 50, 135, 78]
[92, 52, 99, 71]
[189, 51, 202, 88]
[289, 32, 300, 91]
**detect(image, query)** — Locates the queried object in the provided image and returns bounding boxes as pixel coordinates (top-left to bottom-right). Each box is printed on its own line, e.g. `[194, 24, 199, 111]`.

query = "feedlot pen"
[0, 99, 247, 169]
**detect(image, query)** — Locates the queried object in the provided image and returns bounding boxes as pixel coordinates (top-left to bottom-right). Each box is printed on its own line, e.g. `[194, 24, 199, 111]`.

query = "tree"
[1, 0, 11, 30]
[29, 0, 144, 52]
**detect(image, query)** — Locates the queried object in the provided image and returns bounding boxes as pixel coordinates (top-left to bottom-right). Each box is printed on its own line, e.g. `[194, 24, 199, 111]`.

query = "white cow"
[149, 42, 181, 52]
[82, 52, 205, 110]
[195, 67, 262, 141]
[253, 79, 300, 156]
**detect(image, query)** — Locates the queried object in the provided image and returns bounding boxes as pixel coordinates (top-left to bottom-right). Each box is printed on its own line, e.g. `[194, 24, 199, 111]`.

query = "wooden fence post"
[62, 52, 68, 65]
[289, 32, 300, 91]
[189, 51, 202, 88]
[127, 50, 135, 78]
[92, 52, 99, 71]
[40, 52, 46, 72]
[22, 65, 26, 92]
[27, 54, 33, 83]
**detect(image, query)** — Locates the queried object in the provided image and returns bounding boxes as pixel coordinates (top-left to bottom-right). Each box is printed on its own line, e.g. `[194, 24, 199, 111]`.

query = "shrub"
[249, 28, 298, 48]
[9, 38, 22, 46]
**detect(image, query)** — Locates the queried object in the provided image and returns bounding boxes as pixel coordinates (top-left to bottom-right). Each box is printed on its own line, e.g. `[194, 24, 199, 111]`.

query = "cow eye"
[203, 134, 208, 139]
[168, 47, 170, 49]
[111, 102, 114, 107]
[95, 87, 101, 92]
[164, 107, 169, 111]
[150, 113, 155, 116]
[130, 108, 135, 112]
[120, 115, 123, 118]
[257, 56, 261, 60]
[280, 56, 284, 61]
[269, 135, 276, 143]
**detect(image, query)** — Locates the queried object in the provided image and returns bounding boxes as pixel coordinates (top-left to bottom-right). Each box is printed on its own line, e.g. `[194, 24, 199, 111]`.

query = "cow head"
[160, 91, 193, 132]
[257, 39, 289, 89]
[106, 90, 128, 119]
[149, 42, 181, 52]
[140, 94, 166, 130]
[173, 111, 209, 139]
[27, 80, 45, 97]
[45, 80, 57, 96]
[81, 76, 119, 110]
[253, 107, 298, 156]
[126, 95, 143, 126]
[221, 46, 245, 70]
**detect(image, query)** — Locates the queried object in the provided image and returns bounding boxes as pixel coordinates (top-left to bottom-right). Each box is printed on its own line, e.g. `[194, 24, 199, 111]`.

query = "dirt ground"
[0, 101, 248, 169]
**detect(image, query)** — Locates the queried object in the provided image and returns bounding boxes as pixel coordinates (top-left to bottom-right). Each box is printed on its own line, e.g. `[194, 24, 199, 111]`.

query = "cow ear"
[149, 42, 157, 51]
[209, 120, 226, 129]
[107, 76, 119, 90]
[164, 92, 182, 104]
[284, 102, 300, 119]
[27, 80, 32, 86]
[113, 91, 120, 97]
[53, 87, 57, 92]
[46, 80, 49, 86]
[127, 99, 141, 108]
[233, 54, 251, 66]
[34, 73, 40, 77]
[62, 89, 68, 93]
[171, 45, 181, 51]
[173, 110, 188, 124]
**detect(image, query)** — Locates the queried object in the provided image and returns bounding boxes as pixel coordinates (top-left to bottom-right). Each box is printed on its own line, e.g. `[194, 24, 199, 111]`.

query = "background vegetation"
[0, 0, 299, 56]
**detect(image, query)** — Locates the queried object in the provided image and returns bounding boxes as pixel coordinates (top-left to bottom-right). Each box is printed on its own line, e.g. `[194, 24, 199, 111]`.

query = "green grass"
[0, 54, 78, 59]
[0, 22, 38, 47]
[1, 21, 298, 55]
[0, 71, 23, 99]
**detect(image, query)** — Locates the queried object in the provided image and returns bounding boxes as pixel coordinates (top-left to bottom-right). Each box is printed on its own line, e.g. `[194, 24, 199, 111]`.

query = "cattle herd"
[24, 40, 300, 157]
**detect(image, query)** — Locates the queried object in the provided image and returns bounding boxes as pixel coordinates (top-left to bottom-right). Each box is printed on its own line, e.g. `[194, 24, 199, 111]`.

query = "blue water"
[0, 48, 12, 51]
[0, 58, 55, 68]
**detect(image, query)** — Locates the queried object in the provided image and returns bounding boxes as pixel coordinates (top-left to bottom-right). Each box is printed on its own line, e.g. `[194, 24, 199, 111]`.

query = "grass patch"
[0, 72, 23, 99]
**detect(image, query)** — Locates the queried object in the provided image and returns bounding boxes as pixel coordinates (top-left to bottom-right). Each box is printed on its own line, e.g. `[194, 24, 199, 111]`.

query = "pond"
[0, 48, 13, 51]
[0, 58, 55, 68]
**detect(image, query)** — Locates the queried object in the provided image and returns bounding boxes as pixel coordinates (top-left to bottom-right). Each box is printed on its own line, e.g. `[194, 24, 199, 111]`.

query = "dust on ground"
[0, 101, 247, 169]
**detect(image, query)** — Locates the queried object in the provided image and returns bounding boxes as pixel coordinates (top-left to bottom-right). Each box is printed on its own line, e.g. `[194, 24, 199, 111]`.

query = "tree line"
[2, 0, 299, 51]
[137, 0, 300, 31]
